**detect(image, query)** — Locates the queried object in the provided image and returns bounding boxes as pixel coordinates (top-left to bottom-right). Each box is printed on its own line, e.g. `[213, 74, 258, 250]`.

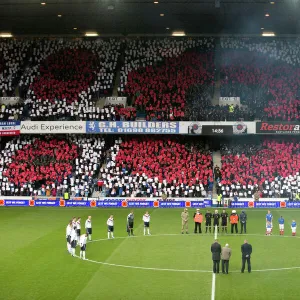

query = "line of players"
[265, 210, 297, 236]
[66, 216, 92, 259]
[65, 212, 151, 259]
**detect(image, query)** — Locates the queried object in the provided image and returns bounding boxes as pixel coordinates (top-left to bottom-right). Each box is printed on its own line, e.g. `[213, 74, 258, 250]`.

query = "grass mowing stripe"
[75, 208, 156, 300]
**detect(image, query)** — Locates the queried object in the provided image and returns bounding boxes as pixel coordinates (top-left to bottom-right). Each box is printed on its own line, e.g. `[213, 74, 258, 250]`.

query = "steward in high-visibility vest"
[296, 193, 300, 201]
[193, 209, 203, 233]
[229, 104, 234, 113]
[217, 194, 222, 207]
[230, 210, 239, 234]
[64, 191, 69, 201]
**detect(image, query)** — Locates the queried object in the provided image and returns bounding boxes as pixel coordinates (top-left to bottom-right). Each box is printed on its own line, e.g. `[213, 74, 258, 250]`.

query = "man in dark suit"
[241, 239, 252, 273]
[211, 239, 222, 273]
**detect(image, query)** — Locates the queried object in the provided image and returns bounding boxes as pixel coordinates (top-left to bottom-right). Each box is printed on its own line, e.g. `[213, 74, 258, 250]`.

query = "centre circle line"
[75, 233, 300, 273]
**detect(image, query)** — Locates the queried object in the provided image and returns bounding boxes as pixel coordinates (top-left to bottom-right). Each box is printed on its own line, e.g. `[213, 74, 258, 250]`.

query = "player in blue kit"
[278, 216, 284, 235]
[266, 210, 273, 234]
[291, 220, 297, 236]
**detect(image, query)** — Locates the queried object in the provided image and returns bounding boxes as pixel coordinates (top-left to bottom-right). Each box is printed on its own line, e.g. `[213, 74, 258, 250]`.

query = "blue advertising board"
[86, 121, 179, 134]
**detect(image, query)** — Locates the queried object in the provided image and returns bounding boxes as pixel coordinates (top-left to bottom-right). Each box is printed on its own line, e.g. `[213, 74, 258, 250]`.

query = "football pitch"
[1, 207, 300, 300]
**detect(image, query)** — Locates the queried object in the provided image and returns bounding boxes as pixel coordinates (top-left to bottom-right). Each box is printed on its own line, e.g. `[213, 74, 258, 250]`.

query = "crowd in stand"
[0, 103, 23, 120]
[0, 136, 106, 197]
[119, 38, 215, 121]
[0, 40, 31, 97]
[19, 39, 121, 120]
[98, 137, 213, 198]
[219, 138, 300, 199]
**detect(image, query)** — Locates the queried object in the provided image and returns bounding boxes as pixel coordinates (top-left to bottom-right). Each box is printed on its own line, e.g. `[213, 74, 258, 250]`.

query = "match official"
[221, 209, 228, 233]
[211, 239, 222, 273]
[213, 210, 220, 233]
[205, 210, 212, 233]
[221, 243, 232, 274]
[241, 239, 252, 273]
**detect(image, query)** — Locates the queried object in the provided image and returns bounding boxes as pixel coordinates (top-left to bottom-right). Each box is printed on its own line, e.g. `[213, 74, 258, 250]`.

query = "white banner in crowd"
[105, 97, 127, 106]
[20, 121, 86, 134]
[219, 97, 241, 106]
[0, 97, 20, 105]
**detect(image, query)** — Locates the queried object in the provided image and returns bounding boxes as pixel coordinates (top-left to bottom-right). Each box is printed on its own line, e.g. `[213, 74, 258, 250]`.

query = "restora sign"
[256, 122, 300, 134]
[20, 121, 86, 134]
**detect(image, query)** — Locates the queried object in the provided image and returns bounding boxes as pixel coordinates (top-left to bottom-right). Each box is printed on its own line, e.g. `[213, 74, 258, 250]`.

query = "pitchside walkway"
[212, 150, 222, 198]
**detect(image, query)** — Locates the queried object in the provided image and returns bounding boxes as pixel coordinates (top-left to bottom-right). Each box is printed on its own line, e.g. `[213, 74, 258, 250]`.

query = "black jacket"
[211, 242, 222, 261]
[241, 243, 252, 258]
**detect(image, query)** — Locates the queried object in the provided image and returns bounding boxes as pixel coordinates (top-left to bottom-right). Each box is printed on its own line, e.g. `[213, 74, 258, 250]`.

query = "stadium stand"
[0, 40, 31, 97]
[19, 39, 121, 120]
[119, 38, 215, 121]
[100, 137, 213, 197]
[0, 136, 106, 197]
[219, 138, 300, 199]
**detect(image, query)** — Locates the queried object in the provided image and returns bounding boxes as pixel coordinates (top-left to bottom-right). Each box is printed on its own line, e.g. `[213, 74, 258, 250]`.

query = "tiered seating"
[119, 38, 215, 121]
[0, 136, 107, 197]
[219, 139, 300, 198]
[101, 137, 213, 197]
[0, 40, 31, 97]
[20, 39, 121, 119]
[220, 50, 300, 121]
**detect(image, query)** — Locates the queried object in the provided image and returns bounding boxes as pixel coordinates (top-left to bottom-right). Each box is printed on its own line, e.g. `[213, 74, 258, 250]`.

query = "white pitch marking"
[211, 225, 218, 300]
[76, 232, 300, 274]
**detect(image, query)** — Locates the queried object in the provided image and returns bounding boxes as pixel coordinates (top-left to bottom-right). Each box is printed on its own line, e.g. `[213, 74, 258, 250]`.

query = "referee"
[205, 210, 212, 233]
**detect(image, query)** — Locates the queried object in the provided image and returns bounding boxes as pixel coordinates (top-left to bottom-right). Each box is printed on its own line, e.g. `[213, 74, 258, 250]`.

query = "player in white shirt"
[85, 216, 92, 241]
[107, 215, 115, 239]
[79, 233, 88, 260]
[70, 226, 77, 256]
[76, 217, 81, 243]
[66, 221, 72, 253]
[143, 211, 151, 236]
[72, 217, 77, 230]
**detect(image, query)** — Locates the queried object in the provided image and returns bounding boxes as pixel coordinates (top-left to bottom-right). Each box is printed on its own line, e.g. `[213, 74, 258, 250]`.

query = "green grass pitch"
[0, 207, 300, 300]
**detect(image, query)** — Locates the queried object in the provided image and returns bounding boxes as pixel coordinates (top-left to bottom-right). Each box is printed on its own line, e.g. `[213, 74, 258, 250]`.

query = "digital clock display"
[202, 125, 233, 135]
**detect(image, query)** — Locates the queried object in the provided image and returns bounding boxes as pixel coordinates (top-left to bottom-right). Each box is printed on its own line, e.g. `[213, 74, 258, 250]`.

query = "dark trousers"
[241, 257, 251, 273]
[241, 222, 247, 233]
[231, 223, 238, 234]
[213, 260, 220, 273]
[222, 260, 229, 274]
[194, 222, 202, 233]
[205, 223, 211, 233]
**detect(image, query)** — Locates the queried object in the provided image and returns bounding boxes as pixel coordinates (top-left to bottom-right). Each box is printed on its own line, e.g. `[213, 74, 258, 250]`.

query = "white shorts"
[266, 222, 273, 228]
[279, 224, 284, 230]
[292, 227, 296, 233]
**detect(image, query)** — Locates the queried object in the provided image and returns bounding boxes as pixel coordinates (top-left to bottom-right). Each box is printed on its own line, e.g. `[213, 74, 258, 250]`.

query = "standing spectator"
[221, 243, 232, 274]
[211, 239, 222, 274]
[217, 193, 222, 207]
[254, 190, 260, 201]
[240, 210, 247, 234]
[230, 210, 239, 234]
[193, 209, 203, 234]
[241, 240, 252, 273]
[181, 208, 189, 234]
